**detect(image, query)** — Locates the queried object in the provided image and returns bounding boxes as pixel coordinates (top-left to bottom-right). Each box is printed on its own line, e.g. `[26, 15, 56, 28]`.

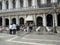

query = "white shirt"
[9, 24, 13, 29]
[12, 24, 17, 29]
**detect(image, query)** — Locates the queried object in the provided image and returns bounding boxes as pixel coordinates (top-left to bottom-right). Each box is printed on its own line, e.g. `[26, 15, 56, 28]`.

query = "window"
[28, 0, 32, 7]
[6, 1, 8, 9]
[47, 0, 51, 7]
[19, 18, 24, 26]
[36, 17, 43, 26]
[37, 0, 41, 8]
[13, 0, 15, 8]
[46, 14, 53, 26]
[0, 1, 2, 10]
[47, 0, 51, 3]
[0, 17, 2, 26]
[20, 0, 23, 7]
[58, 0, 60, 4]
[5, 19, 9, 27]
[12, 18, 16, 24]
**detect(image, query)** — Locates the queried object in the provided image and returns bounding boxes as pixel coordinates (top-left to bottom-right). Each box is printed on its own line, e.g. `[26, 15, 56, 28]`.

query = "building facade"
[0, 0, 60, 28]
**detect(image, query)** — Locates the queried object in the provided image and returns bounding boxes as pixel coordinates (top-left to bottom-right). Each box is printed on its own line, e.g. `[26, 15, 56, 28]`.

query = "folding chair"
[36, 26, 41, 32]
[46, 27, 53, 32]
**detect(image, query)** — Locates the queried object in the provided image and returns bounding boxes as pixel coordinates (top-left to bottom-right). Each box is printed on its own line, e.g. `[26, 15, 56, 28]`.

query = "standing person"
[9, 24, 13, 34]
[16, 24, 20, 31]
[29, 22, 33, 32]
[12, 24, 17, 35]
[26, 23, 30, 32]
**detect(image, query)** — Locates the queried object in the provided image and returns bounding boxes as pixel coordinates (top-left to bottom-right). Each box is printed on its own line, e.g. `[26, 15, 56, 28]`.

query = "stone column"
[32, 0, 37, 8]
[33, 15, 36, 25]
[2, 16, 5, 26]
[23, 0, 28, 8]
[55, 14, 57, 26]
[41, 0, 47, 4]
[43, 14, 46, 26]
[9, 16, 12, 26]
[16, 16, 19, 25]
[53, 14, 57, 27]
[2, 0, 6, 10]
[16, 0, 20, 9]
[51, 0, 57, 3]
[8, 0, 13, 9]
[24, 15, 26, 24]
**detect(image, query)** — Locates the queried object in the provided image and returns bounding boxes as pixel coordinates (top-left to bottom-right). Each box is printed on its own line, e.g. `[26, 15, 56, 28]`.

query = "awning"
[25, 15, 33, 21]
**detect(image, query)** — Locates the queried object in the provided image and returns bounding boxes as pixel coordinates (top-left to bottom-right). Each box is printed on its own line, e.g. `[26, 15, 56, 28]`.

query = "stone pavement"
[0, 31, 60, 45]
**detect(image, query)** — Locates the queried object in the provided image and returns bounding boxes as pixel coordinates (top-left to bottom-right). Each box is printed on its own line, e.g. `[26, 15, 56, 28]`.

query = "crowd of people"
[9, 22, 34, 35]
[0, 22, 54, 35]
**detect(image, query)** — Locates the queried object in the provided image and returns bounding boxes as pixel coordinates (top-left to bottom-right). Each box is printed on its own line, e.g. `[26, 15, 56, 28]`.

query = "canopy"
[25, 15, 33, 21]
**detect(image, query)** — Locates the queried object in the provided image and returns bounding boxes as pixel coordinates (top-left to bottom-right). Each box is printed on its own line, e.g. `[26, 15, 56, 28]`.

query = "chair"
[20, 26, 24, 31]
[46, 27, 53, 32]
[24, 27, 27, 32]
[36, 26, 41, 32]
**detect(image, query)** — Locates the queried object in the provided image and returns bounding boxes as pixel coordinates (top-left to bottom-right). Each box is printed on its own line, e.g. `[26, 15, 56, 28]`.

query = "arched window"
[36, 17, 43, 26]
[0, 17, 2, 26]
[57, 14, 60, 26]
[19, 18, 24, 25]
[46, 14, 53, 26]
[5, 18, 9, 27]
[12, 18, 16, 24]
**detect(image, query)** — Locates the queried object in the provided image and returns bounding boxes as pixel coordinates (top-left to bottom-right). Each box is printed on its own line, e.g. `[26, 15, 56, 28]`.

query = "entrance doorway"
[0, 17, 2, 26]
[46, 14, 53, 26]
[5, 18, 9, 27]
[12, 18, 16, 24]
[19, 18, 24, 26]
[57, 14, 60, 26]
[36, 17, 43, 26]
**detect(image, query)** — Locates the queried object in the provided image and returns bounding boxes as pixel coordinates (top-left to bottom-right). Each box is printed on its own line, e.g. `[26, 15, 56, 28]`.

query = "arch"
[12, 18, 16, 24]
[19, 17, 24, 26]
[0, 17, 2, 26]
[57, 14, 60, 26]
[36, 17, 43, 26]
[5, 18, 9, 27]
[46, 14, 53, 26]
